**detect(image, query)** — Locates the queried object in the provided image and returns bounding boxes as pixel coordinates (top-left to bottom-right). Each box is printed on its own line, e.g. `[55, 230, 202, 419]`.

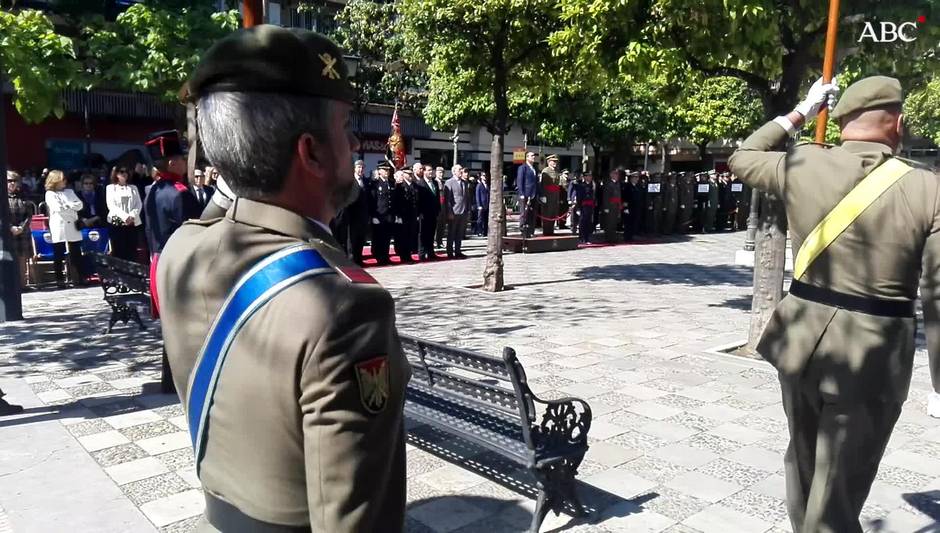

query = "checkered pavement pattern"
[3, 231, 939, 532]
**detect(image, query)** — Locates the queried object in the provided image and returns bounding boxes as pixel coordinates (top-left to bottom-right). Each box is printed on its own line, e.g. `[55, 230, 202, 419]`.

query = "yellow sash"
[793, 158, 912, 280]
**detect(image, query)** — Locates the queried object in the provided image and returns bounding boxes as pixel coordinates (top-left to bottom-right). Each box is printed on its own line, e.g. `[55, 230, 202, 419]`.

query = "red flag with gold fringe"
[387, 105, 407, 170]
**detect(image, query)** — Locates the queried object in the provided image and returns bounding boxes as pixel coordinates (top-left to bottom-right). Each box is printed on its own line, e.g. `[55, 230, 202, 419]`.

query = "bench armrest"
[530, 394, 592, 451]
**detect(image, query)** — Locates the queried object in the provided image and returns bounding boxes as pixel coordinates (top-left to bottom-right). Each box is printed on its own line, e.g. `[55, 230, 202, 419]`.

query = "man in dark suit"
[515, 151, 538, 237]
[78, 173, 109, 228]
[392, 169, 419, 263]
[190, 168, 215, 211]
[414, 162, 440, 260]
[344, 160, 371, 265]
[475, 173, 490, 236]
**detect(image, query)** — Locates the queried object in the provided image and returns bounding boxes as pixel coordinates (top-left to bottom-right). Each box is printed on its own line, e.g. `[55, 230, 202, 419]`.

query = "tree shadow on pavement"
[573, 263, 752, 286]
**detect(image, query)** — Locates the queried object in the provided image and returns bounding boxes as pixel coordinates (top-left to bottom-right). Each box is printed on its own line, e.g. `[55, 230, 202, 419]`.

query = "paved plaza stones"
[0, 232, 938, 532]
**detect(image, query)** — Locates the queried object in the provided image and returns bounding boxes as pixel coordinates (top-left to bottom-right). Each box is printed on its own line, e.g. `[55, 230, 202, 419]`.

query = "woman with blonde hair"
[44, 170, 87, 287]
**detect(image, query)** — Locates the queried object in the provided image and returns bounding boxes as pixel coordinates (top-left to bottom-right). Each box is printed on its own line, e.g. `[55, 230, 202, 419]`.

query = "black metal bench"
[91, 253, 150, 334]
[400, 335, 592, 533]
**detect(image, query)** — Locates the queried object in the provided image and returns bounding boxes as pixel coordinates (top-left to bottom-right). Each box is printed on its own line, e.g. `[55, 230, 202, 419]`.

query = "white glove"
[540, 196, 547, 203]
[371, 218, 380, 224]
[395, 217, 402, 224]
[929, 392, 940, 418]
[794, 77, 839, 121]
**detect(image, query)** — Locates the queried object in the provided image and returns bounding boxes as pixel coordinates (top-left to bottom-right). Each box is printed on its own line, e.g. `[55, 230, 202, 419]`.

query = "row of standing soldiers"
[332, 161, 487, 264]
[548, 169, 751, 243]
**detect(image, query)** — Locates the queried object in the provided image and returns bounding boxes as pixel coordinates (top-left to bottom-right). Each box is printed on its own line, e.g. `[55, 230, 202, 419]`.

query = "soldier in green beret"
[157, 25, 409, 532]
[729, 75, 940, 532]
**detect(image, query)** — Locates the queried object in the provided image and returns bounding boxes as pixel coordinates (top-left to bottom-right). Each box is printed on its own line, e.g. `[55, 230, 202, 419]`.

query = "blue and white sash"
[186, 244, 334, 474]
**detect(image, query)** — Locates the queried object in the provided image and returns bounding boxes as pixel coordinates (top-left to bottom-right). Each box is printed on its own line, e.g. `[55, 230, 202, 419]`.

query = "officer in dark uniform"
[601, 168, 623, 243]
[392, 168, 419, 262]
[623, 173, 644, 239]
[369, 161, 394, 265]
[662, 172, 679, 235]
[573, 171, 597, 243]
[677, 172, 696, 233]
[143, 129, 200, 393]
[704, 172, 719, 232]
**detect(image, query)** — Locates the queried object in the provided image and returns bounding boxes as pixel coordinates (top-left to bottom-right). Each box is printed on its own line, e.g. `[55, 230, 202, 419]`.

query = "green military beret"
[188, 24, 354, 103]
[830, 76, 903, 121]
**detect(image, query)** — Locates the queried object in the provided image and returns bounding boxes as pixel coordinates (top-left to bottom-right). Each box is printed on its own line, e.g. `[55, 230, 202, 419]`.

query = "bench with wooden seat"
[91, 253, 150, 333]
[400, 334, 592, 533]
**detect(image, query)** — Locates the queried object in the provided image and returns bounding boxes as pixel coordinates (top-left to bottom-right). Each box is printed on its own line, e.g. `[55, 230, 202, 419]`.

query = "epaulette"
[893, 155, 933, 171]
[794, 141, 835, 149]
[308, 238, 379, 284]
[183, 217, 221, 228]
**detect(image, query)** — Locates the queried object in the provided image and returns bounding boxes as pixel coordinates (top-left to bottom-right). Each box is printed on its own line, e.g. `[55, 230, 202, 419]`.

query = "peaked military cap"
[188, 24, 354, 103]
[546, 154, 559, 162]
[145, 130, 185, 161]
[830, 76, 903, 121]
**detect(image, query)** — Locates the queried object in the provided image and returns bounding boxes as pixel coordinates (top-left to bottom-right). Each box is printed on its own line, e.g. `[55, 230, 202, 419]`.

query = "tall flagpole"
[815, 0, 841, 142]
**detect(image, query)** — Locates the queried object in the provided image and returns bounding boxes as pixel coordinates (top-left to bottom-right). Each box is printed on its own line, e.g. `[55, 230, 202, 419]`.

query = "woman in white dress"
[106, 167, 143, 261]
[44, 170, 87, 287]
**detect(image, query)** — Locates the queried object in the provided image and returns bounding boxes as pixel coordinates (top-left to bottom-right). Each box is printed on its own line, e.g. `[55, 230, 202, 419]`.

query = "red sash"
[581, 199, 595, 208]
[544, 184, 561, 193]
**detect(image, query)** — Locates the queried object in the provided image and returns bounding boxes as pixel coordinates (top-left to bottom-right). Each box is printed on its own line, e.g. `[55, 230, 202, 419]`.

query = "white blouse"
[106, 183, 142, 227]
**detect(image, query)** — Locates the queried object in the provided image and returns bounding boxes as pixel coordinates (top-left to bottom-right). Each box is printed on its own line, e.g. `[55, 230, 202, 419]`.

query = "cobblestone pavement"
[0, 231, 938, 532]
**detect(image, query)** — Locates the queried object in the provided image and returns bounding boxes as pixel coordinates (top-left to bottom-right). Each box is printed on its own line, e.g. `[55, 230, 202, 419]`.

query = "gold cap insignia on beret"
[319, 53, 340, 80]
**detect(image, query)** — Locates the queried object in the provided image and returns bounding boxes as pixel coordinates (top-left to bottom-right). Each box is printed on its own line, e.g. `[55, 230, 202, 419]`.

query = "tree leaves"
[79, 5, 238, 102]
[0, 10, 76, 123]
[906, 76, 940, 146]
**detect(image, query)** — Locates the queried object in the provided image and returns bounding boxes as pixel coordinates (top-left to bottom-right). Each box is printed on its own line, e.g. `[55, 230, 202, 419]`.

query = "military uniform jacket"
[368, 176, 394, 223]
[156, 199, 409, 532]
[392, 180, 419, 221]
[729, 121, 940, 399]
[143, 173, 200, 254]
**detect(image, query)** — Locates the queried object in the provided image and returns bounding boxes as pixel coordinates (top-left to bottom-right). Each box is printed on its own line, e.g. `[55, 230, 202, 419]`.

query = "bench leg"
[106, 309, 120, 334]
[529, 453, 589, 533]
[130, 306, 146, 331]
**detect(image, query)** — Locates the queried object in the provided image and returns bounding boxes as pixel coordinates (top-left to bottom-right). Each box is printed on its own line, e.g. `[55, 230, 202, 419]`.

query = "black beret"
[189, 25, 354, 103]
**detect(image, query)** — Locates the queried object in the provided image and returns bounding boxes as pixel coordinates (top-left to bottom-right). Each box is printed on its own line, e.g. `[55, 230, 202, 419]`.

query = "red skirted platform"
[503, 234, 580, 253]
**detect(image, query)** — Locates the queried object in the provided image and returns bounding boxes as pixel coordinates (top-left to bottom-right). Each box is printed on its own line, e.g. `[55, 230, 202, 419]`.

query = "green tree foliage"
[677, 77, 764, 148]
[0, 10, 77, 123]
[399, 0, 558, 135]
[552, 0, 940, 116]
[334, 0, 425, 109]
[906, 77, 940, 146]
[399, 0, 559, 291]
[80, 4, 239, 101]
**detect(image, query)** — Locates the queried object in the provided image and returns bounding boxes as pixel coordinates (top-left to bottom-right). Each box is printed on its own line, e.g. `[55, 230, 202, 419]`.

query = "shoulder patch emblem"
[355, 356, 390, 414]
[338, 266, 378, 284]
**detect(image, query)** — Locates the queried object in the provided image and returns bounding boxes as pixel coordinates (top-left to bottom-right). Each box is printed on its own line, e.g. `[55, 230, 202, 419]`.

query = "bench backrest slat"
[400, 334, 533, 435]
[92, 253, 150, 294]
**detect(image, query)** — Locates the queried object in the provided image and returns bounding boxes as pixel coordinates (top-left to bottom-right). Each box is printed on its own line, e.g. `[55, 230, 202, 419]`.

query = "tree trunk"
[482, 134, 505, 291]
[660, 141, 671, 173]
[747, 193, 787, 350]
